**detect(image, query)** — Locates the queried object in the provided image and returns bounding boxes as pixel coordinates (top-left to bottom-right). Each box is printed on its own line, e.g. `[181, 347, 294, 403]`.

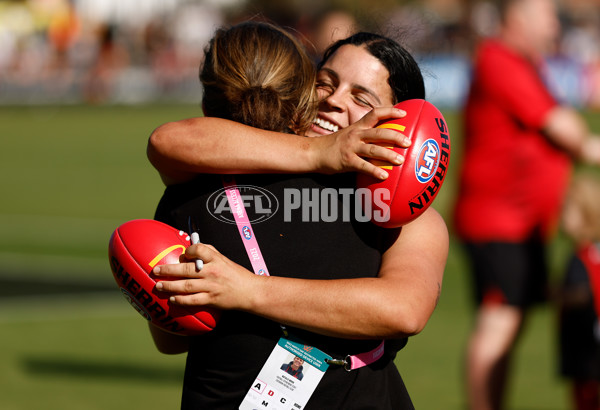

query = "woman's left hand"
[152, 243, 259, 310]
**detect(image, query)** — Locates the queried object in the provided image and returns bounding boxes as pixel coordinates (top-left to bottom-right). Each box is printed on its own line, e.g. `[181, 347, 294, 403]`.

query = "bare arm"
[152, 207, 448, 339]
[147, 118, 314, 185]
[240, 207, 448, 338]
[147, 107, 412, 185]
[543, 106, 600, 164]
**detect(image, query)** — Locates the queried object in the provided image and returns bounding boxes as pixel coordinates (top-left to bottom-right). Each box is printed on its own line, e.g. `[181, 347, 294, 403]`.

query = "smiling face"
[306, 44, 394, 137]
[291, 356, 304, 369]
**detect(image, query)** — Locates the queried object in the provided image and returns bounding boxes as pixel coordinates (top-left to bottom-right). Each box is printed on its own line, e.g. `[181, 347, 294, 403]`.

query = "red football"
[108, 219, 220, 335]
[356, 99, 451, 228]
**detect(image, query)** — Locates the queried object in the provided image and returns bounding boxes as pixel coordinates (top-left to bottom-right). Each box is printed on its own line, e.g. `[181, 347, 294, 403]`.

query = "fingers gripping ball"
[108, 219, 220, 335]
[357, 99, 451, 228]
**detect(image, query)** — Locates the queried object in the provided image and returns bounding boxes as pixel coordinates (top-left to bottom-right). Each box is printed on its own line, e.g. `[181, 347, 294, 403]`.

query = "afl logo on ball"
[415, 139, 440, 184]
[242, 226, 252, 240]
[120, 288, 152, 321]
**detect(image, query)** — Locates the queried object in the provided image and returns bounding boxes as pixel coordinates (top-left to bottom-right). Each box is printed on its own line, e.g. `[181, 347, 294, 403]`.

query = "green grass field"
[1, 104, 597, 409]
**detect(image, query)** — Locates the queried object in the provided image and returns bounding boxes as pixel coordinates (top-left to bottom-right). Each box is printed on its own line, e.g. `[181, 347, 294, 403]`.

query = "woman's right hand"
[311, 107, 411, 180]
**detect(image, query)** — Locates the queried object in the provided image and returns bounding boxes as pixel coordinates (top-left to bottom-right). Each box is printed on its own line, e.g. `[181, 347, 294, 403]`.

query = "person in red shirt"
[454, 0, 600, 409]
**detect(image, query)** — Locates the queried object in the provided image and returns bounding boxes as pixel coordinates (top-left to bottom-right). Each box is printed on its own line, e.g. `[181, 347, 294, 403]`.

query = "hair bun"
[241, 85, 278, 102]
[233, 86, 286, 131]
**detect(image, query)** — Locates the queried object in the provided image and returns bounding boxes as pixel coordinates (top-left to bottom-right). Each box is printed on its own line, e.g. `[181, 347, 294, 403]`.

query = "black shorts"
[464, 240, 548, 308]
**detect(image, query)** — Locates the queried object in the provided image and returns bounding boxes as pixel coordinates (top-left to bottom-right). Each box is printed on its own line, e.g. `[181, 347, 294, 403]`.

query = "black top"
[155, 172, 413, 409]
[558, 247, 600, 380]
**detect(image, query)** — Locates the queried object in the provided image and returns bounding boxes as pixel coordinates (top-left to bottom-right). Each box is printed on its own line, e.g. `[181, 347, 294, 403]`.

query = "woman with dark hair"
[148, 27, 447, 409]
[316, 32, 425, 105]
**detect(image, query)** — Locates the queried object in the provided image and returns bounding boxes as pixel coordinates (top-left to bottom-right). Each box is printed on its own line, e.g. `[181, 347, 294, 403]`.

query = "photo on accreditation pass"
[239, 340, 328, 410]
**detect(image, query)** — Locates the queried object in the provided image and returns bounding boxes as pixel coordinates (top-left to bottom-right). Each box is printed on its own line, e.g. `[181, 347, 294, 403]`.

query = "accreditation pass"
[239, 336, 332, 410]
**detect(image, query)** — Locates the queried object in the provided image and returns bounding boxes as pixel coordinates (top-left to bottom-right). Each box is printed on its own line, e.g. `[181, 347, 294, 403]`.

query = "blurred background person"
[82, 23, 130, 103]
[299, 8, 357, 62]
[453, 0, 600, 409]
[558, 172, 600, 410]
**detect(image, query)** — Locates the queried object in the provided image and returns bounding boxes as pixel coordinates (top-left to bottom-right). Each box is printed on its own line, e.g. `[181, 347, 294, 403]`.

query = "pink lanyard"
[222, 177, 270, 277]
[222, 177, 385, 370]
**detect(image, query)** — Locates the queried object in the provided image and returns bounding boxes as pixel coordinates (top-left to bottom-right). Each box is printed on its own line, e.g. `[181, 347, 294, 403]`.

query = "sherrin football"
[108, 219, 220, 335]
[357, 99, 451, 228]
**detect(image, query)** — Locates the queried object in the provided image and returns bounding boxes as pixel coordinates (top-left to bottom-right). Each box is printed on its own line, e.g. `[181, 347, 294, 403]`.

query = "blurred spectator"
[0, 0, 599, 106]
[83, 24, 130, 103]
[558, 172, 600, 410]
[47, 1, 80, 56]
[144, 19, 179, 94]
[453, 0, 600, 409]
[300, 9, 357, 61]
[561, 8, 600, 109]
[587, 61, 600, 111]
[383, 0, 472, 56]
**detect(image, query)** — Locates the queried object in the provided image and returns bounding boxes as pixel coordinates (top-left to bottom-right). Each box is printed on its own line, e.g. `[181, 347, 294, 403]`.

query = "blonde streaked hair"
[200, 21, 317, 135]
[564, 172, 600, 243]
